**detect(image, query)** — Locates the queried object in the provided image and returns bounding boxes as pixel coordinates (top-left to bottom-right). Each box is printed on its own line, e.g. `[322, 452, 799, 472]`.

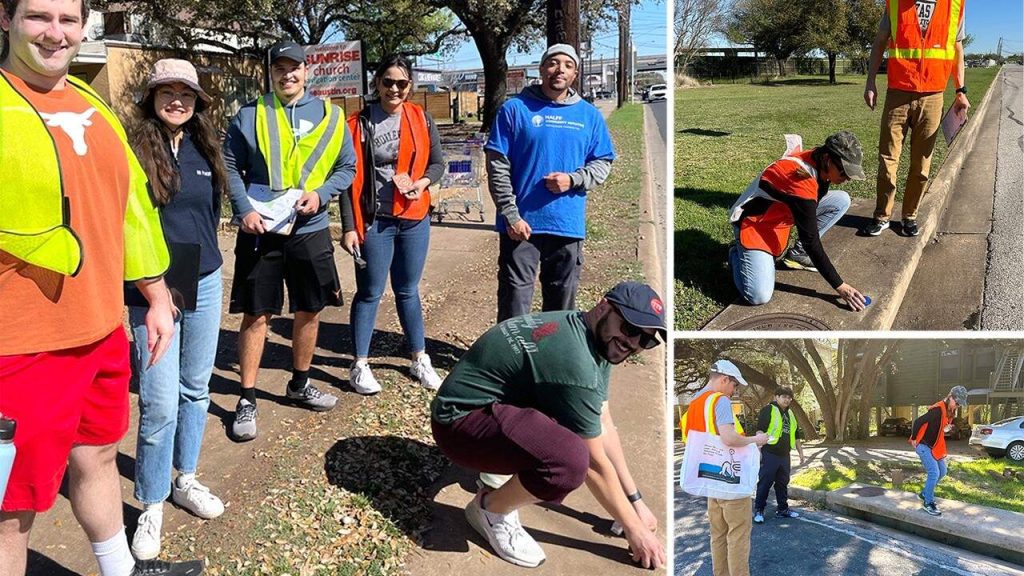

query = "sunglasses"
[381, 78, 411, 90]
[613, 307, 661, 350]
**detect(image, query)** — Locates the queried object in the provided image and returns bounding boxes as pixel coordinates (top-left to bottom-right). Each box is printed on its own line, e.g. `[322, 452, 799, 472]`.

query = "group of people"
[682, 359, 968, 576]
[0, 0, 665, 572]
[727, 0, 970, 310]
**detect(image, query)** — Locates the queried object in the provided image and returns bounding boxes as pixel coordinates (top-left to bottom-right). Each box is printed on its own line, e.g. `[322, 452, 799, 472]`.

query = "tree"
[803, 0, 849, 84]
[674, 0, 730, 76]
[725, 0, 810, 77]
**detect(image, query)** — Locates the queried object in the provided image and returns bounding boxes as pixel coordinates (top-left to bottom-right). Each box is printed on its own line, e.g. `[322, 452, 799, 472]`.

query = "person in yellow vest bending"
[861, 0, 969, 238]
[910, 385, 967, 516]
[683, 360, 768, 576]
[753, 388, 806, 524]
[0, 0, 201, 573]
[222, 40, 357, 441]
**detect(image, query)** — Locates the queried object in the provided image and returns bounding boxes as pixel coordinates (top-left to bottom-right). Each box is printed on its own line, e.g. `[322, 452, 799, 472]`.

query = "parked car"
[647, 84, 667, 102]
[944, 416, 970, 441]
[969, 416, 1024, 461]
[879, 417, 912, 437]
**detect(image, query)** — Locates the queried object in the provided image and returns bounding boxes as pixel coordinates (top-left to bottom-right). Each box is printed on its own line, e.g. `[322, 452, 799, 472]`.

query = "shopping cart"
[434, 136, 486, 223]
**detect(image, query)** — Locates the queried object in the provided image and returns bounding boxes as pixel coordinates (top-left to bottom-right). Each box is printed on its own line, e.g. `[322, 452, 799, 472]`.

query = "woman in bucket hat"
[126, 58, 229, 559]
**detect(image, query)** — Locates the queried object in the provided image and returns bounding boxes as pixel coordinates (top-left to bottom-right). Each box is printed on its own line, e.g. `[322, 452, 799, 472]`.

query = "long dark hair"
[371, 55, 414, 99]
[132, 89, 228, 206]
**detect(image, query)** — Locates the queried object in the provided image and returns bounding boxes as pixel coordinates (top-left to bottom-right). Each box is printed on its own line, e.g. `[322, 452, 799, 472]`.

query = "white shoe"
[131, 507, 163, 560]
[464, 492, 546, 568]
[172, 477, 224, 519]
[410, 354, 442, 390]
[350, 361, 382, 395]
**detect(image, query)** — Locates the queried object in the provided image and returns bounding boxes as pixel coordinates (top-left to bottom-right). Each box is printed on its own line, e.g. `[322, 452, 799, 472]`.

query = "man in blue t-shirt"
[486, 43, 616, 322]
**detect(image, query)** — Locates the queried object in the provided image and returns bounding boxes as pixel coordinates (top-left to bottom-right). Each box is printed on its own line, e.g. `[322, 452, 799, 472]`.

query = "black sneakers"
[130, 559, 204, 575]
[780, 248, 817, 272]
[860, 219, 890, 236]
[901, 218, 920, 237]
[922, 502, 942, 516]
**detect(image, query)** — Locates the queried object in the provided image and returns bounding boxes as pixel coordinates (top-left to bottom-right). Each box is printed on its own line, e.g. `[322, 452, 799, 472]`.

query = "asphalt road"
[649, 98, 668, 143]
[982, 65, 1024, 330]
[672, 443, 1024, 576]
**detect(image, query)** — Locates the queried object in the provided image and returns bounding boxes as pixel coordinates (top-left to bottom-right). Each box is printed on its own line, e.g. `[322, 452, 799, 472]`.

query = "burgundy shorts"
[431, 403, 589, 503]
[0, 329, 131, 512]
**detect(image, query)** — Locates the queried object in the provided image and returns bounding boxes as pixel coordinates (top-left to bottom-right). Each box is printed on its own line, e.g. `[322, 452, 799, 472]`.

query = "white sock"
[177, 472, 196, 489]
[91, 527, 135, 576]
[144, 501, 164, 513]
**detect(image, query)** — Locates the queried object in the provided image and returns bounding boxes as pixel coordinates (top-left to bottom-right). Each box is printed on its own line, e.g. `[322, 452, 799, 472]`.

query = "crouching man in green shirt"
[430, 281, 667, 569]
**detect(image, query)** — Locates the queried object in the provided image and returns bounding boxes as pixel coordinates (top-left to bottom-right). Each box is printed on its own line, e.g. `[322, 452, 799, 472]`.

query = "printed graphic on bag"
[697, 446, 742, 484]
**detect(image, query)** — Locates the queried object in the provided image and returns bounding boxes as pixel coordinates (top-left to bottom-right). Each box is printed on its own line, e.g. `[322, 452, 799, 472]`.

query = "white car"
[969, 416, 1024, 462]
[647, 84, 667, 102]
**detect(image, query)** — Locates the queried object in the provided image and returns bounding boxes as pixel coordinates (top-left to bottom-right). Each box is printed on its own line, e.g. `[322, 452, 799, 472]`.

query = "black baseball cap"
[268, 41, 306, 65]
[604, 281, 667, 342]
[823, 130, 866, 180]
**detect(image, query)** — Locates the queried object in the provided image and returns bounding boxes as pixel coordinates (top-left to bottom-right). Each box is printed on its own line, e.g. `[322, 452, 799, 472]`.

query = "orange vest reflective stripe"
[683, 391, 743, 441]
[347, 102, 432, 241]
[738, 149, 820, 257]
[886, 0, 964, 93]
[913, 401, 949, 460]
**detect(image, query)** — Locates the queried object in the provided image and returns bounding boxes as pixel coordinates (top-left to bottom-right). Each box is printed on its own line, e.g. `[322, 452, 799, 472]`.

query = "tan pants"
[874, 89, 945, 221]
[708, 497, 752, 576]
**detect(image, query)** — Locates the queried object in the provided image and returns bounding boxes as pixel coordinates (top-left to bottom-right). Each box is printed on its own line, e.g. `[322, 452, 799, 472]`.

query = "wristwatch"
[956, 86, 968, 95]
[627, 490, 643, 503]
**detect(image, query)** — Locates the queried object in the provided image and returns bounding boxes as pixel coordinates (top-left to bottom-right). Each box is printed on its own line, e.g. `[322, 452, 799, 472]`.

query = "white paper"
[941, 106, 968, 146]
[245, 184, 302, 235]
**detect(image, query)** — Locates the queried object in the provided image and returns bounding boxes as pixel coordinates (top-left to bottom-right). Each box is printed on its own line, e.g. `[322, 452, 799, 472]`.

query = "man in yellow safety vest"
[753, 388, 806, 524]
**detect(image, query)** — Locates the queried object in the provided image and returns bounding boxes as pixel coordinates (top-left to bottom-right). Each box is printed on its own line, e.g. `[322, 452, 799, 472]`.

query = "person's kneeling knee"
[743, 285, 774, 306]
[527, 435, 589, 503]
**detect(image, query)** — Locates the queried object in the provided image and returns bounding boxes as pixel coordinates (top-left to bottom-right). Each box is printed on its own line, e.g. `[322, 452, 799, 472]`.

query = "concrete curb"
[640, 104, 665, 293]
[824, 483, 1024, 566]
[788, 485, 828, 508]
[874, 68, 1003, 330]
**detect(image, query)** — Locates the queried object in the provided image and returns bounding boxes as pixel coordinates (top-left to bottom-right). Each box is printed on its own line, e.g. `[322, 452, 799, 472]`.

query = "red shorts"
[0, 328, 130, 512]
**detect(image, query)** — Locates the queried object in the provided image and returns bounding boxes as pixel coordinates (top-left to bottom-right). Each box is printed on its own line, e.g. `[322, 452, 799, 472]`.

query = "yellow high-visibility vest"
[765, 404, 798, 447]
[254, 93, 345, 192]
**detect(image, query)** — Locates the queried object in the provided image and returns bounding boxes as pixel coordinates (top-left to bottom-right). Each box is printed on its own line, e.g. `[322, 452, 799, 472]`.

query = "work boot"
[860, 219, 889, 236]
[129, 559, 204, 575]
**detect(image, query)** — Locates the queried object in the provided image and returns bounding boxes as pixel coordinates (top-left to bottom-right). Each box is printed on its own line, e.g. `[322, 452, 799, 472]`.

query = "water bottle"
[0, 415, 15, 503]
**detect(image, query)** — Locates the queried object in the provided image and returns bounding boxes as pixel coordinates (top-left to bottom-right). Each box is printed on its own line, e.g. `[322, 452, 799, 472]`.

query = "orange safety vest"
[683, 390, 744, 441]
[912, 400, 949, 460]
[886, 0, 964, 93]
[347, 102, 431, 241]
[738, 149, 820, 257]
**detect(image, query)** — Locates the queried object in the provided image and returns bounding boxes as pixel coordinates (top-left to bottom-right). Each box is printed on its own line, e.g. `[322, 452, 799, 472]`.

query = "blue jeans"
[129, 267, 222, 504]
[730, 190, 850, 305]
[350, 217, 430, 358]
[915, 443, 947, 505]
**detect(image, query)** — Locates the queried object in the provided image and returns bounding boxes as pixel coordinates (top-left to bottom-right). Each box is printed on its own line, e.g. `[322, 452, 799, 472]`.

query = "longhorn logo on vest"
[39, 109, 97, 156]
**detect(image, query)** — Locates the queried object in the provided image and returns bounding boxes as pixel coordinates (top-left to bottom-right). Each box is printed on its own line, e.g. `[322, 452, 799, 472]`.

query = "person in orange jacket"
[910, 385, 968, 516]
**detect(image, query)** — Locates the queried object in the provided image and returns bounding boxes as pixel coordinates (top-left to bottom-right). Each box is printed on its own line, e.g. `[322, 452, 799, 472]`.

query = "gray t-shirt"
[369, 103, 402, 217]
[694, 384, 735, 430]
[880, 1, 965, 41]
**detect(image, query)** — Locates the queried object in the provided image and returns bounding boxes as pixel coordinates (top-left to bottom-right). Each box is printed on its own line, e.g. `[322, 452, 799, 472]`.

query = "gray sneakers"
[286, 382, 338, 411]
[464, 491, 546, 568]
[231, 399, 258, 442]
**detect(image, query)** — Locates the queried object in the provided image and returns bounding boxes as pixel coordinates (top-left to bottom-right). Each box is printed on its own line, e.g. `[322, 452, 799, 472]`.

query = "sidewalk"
[704, 68, 1006, 331]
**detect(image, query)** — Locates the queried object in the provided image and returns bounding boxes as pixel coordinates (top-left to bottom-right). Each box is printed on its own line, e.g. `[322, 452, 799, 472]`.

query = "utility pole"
[997, 37, 1004, 60]
[547, 0, 582, 93]
[617, 2, 630, 108]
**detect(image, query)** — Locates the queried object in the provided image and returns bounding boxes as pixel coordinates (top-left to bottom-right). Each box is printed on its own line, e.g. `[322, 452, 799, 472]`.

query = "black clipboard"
[124, 242, 201, 311]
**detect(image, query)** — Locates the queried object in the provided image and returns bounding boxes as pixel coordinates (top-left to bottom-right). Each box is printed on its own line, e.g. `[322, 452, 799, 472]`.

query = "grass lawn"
[673, 67, 1000, 330]
[791, 456, 1024, 514]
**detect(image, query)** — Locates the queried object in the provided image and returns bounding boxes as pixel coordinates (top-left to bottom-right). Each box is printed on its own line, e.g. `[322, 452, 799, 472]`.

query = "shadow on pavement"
[27, 551, 79, 576]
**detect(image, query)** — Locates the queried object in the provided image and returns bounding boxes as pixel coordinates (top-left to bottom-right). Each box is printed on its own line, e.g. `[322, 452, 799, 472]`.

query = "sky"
[434, 0, 668, 71]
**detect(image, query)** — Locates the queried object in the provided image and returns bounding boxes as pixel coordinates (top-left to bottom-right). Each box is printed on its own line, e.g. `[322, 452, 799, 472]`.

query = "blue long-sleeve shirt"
[223, 91, 356, 234]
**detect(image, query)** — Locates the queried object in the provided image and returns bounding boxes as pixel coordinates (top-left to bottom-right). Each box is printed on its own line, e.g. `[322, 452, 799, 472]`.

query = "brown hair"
[132, 90, 227, 206]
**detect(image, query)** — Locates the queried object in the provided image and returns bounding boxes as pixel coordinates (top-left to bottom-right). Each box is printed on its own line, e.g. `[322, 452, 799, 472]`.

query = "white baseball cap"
[710, 359, 748, 387]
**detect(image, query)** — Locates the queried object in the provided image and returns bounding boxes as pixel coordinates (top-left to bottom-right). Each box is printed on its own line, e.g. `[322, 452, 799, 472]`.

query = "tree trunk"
[828, 52, 837, 84]
[471, 33, 510, 131]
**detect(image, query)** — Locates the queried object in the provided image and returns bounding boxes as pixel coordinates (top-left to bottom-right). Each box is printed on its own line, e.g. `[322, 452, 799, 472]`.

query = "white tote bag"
[679, 430, 760, 500]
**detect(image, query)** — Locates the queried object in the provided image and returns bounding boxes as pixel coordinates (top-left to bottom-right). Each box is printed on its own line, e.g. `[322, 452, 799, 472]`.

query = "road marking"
[795, 515, 1022, 576]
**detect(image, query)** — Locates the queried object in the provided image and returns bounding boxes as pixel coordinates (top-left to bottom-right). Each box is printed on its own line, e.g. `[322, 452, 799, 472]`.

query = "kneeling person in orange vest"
[911, 386, 967, 516]
[753, 388, 805, 524]
[683, 360, 769, 576]
[728, 132, 869, 311]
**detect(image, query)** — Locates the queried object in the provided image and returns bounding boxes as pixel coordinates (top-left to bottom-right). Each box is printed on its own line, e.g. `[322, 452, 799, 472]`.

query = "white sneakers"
[410, 354, 443, 390]
[132, 477, 224, 560]
[131, 507, 163, 560]
[172, 476, 225, 519]
[350, 355, 442, 394]
[464, 491, 546, 568]
[350, 360, 382, 395]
